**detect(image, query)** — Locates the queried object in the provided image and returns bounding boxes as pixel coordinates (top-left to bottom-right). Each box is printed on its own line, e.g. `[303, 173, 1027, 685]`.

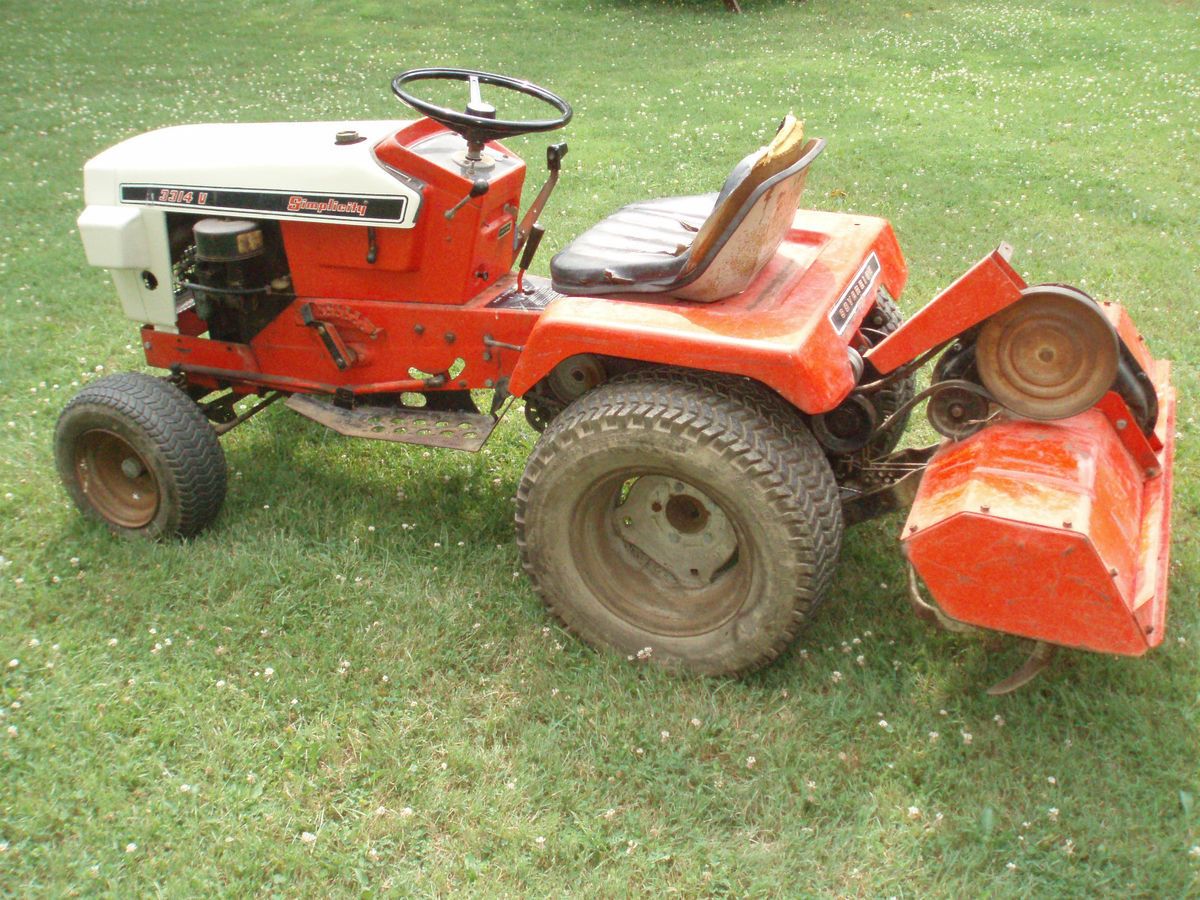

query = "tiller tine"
[904, 564, 974, 635]
[985, 642, 1057, 696]
[906, 565, 1057, 693]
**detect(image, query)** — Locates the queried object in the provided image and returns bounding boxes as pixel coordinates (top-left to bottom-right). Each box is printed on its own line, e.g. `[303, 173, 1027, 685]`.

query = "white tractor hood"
[83, 120, 423, 227]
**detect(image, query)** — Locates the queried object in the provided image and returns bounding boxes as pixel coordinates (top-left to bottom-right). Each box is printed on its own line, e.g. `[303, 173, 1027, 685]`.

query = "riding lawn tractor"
[59, 69, 1176, 693]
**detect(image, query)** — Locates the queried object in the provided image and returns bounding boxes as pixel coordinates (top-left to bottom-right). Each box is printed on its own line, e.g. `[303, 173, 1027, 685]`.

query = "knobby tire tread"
[56, 373, 227, 538]
[515, 369, 842, 674]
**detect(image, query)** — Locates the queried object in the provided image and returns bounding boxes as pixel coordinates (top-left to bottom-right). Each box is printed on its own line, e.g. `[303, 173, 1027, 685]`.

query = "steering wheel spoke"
[466, 74, 495, 119]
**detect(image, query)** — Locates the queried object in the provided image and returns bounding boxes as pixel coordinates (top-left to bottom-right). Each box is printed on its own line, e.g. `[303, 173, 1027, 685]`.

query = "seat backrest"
[673, 117, 824, 301]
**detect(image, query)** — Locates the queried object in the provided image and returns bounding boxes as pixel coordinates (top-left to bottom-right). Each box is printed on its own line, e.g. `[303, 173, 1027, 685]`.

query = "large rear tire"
[515, 370, 842, 675]
[55, 373, 227, 539]
[862, 292, 916, 456]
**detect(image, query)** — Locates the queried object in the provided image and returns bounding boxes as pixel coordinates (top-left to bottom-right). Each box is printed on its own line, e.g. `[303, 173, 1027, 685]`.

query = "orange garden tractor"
[58, 69, 1176, 692]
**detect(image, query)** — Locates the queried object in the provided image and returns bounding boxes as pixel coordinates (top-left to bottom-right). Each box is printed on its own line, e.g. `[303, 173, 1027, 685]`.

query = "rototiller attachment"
[60, 67, 1175, 692]
[843, 249, 1175, 692]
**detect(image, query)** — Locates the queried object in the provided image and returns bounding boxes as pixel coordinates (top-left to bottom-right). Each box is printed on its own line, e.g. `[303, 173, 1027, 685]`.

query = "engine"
[174, 217, 291, 344]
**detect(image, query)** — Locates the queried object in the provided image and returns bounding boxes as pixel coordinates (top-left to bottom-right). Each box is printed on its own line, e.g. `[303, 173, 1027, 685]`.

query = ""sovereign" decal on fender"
[828, 252, 881, 334]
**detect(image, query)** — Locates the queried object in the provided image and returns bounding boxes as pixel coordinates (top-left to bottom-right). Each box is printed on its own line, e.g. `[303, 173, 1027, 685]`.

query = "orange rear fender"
[509, 210, 906, 414]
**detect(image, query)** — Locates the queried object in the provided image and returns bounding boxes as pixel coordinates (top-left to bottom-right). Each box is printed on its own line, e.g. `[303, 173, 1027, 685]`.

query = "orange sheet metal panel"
[508, 210, 906, 415]
[902, 364, 1174, 655]
[863, 244, 1026, 375]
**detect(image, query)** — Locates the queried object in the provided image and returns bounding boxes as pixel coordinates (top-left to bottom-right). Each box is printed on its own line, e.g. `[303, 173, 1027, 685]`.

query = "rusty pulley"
[976, 285, 1119, 421]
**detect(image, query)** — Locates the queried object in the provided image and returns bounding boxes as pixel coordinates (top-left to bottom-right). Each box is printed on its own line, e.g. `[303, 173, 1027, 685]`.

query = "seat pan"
[550, 193, 717, 294]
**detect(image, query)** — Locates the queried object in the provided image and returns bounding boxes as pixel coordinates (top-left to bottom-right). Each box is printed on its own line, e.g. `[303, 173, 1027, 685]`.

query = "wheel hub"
[615, 475, 736, 588]
[74, 429, 159, 528]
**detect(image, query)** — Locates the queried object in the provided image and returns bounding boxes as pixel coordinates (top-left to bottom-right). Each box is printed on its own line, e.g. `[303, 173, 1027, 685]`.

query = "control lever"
[515, 142, 567, 252]
[445, 178, 490, 220]
[516, 223, 546, 294]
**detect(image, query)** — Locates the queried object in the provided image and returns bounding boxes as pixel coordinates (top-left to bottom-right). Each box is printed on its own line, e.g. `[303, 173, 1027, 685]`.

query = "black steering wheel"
[391, 68, 572, 150]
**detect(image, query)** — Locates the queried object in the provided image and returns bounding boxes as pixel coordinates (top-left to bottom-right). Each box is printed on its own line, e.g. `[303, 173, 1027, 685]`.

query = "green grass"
[1, 0, 1198, 895]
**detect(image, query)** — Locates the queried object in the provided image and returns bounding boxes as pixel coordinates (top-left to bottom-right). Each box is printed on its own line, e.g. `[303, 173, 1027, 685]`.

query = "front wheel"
[515, 371, 842, 675]
[54, 373, 227, 539]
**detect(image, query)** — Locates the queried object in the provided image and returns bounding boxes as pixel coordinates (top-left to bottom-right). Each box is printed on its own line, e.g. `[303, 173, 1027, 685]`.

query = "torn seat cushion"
[549, 193, 717, 293]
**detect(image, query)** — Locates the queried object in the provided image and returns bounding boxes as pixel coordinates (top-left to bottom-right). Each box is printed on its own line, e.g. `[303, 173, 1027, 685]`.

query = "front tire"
[54, 373, 227, 539]
[515, 371, 842, 675]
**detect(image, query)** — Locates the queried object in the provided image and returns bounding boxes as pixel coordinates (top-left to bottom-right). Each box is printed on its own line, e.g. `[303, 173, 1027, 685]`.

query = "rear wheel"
[861, 292, 915, 456]
[515, 370, 842, 675]
[55, 373, 227, 539]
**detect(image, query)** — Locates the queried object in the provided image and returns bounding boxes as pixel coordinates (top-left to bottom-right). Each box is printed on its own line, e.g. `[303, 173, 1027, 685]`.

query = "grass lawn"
[1, 0, 1198, 895]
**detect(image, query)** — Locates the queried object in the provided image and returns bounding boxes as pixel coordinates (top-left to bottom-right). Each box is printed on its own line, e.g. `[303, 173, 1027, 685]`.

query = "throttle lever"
[445, 178, 490, 220]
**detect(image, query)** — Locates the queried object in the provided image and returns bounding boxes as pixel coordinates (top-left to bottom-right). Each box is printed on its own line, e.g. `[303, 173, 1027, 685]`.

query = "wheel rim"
[976, 289, 1118, 420]
[570, 469, 751, 637]
[73, 429, 159, 528]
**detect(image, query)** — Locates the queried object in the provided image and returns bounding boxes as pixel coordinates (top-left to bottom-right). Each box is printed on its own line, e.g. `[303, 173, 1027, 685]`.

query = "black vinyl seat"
[550, 116, 824, 302]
